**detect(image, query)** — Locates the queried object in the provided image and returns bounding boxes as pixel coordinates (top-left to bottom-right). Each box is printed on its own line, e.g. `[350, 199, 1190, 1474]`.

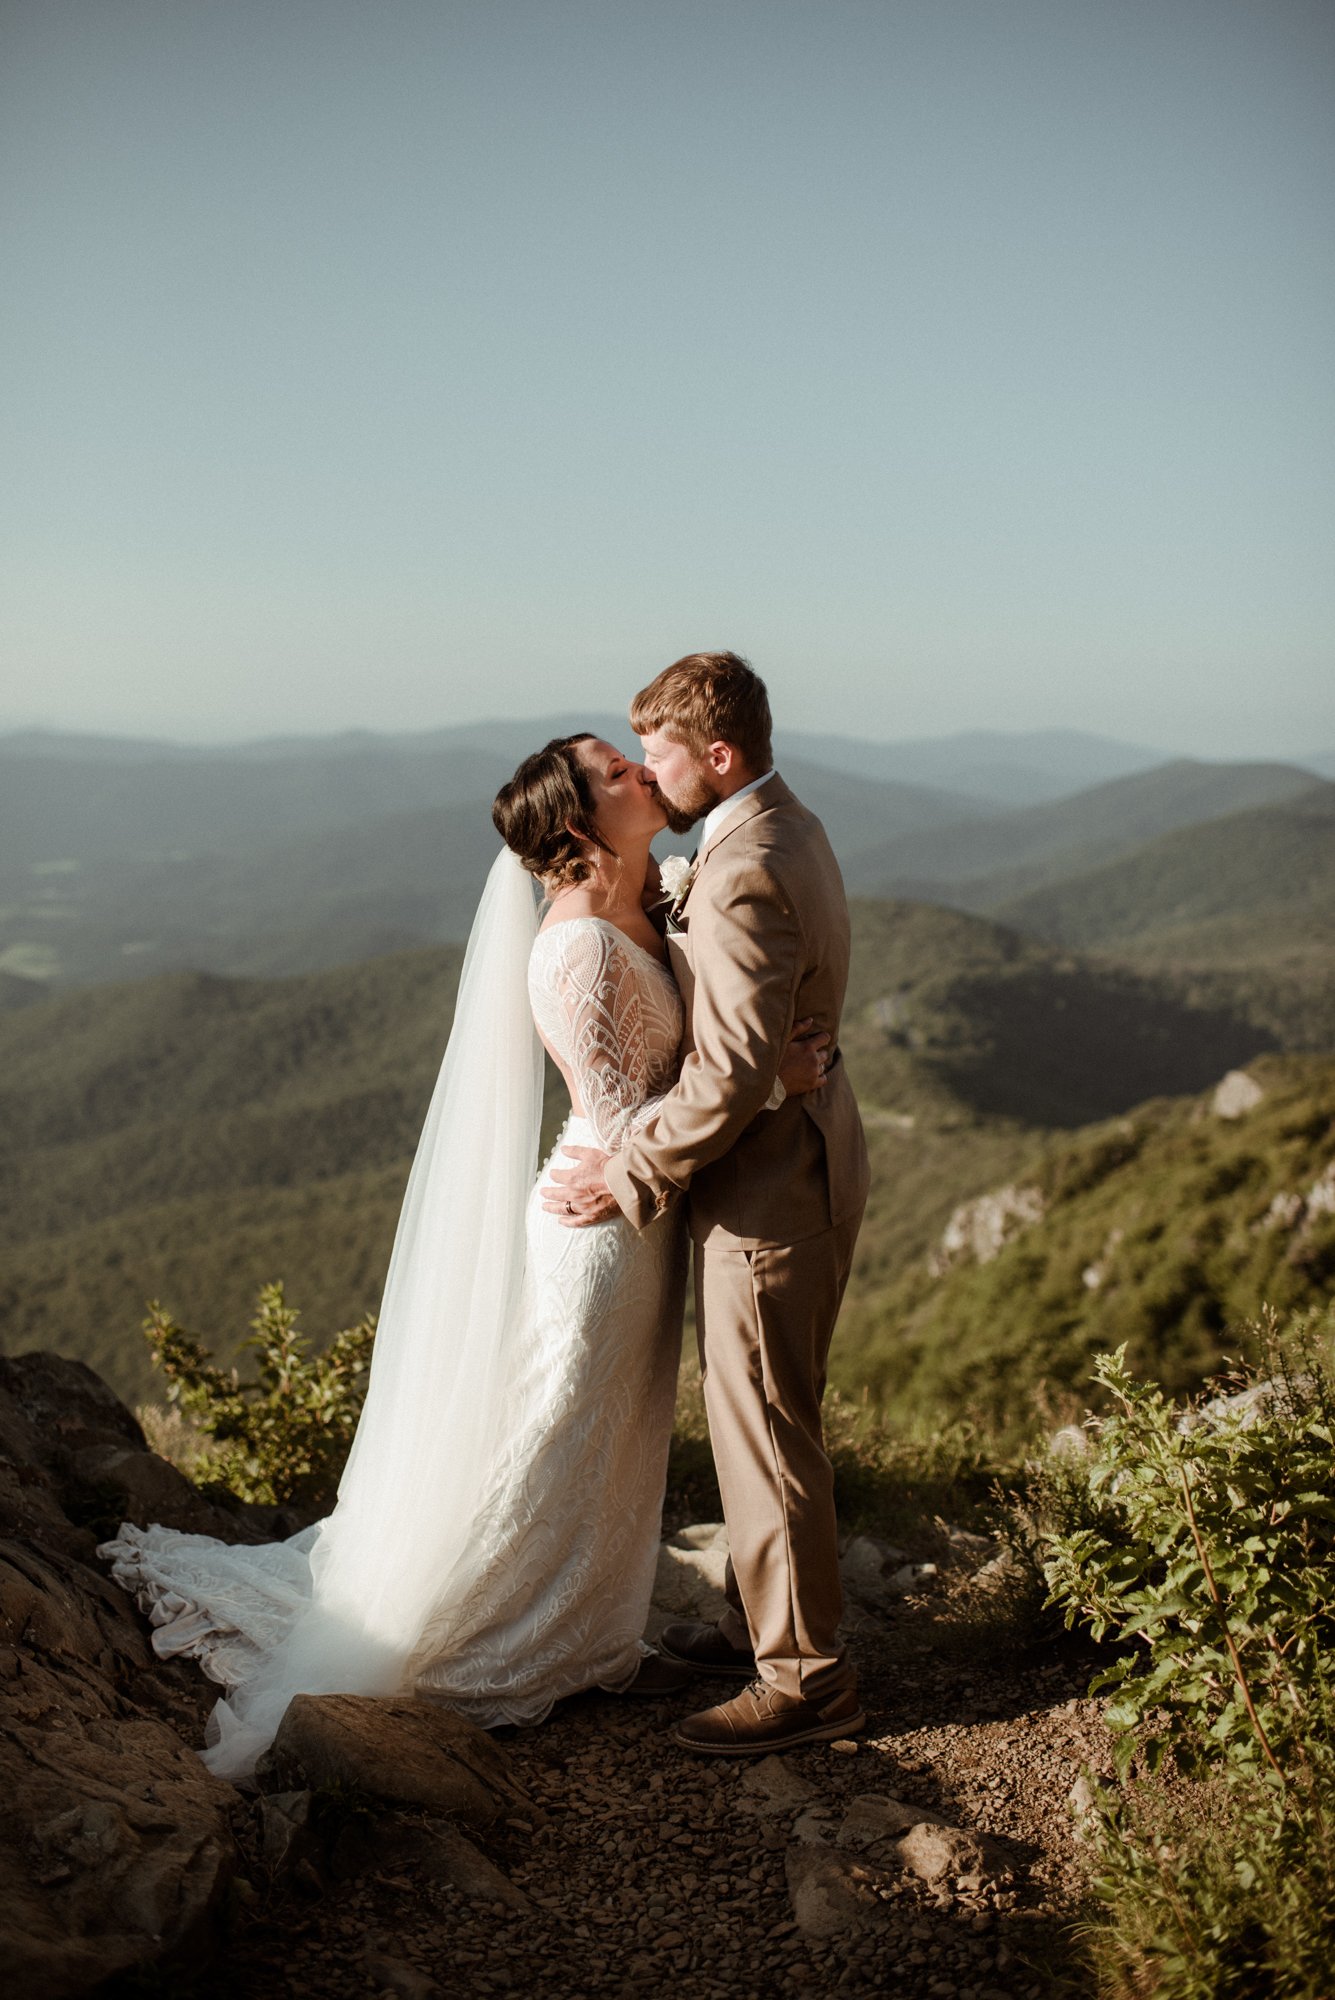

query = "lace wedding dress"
[100, 858, 687, 1782]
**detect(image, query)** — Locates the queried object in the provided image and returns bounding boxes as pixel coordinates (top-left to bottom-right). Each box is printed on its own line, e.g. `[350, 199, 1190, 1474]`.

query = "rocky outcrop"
[651, 1521, 940, 1640]
[0, 1352, 252, 1996]
[930, 1184, 1046, 1273]
[1212, 1069, 1265, 1119]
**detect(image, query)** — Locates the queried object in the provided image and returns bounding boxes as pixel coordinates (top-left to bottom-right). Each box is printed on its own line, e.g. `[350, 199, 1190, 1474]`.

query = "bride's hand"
[779, 1017, 832, 1096]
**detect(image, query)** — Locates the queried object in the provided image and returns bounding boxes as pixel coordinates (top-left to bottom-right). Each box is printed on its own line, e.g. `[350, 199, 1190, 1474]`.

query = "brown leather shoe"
[657, 1620, 757, 1678]
[672, 1679, 866, 1755]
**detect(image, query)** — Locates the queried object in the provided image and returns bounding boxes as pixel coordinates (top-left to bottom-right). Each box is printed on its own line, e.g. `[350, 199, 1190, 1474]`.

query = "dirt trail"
[177, 1605, 1108, 2000]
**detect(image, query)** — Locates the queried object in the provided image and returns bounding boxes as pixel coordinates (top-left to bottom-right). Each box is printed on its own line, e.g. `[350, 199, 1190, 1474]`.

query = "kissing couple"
[102, 651, 871, 1779]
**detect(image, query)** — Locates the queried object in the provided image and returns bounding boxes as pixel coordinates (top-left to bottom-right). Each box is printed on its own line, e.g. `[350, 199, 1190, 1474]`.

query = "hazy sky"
[2, 0, 1332, 757]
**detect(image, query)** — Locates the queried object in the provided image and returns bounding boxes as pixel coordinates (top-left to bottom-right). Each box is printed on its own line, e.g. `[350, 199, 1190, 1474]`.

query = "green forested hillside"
[0, 898, 1280, 1409]
[0, 947, 457, 1398]
[837, 1054, 1335, 1431]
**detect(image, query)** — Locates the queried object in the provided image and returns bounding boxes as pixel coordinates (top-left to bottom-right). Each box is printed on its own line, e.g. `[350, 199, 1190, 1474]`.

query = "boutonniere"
[657, 852, 698, 935]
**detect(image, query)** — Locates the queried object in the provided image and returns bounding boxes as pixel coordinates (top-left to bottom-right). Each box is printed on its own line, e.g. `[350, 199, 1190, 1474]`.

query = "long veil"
[200, 846, 543, 1777]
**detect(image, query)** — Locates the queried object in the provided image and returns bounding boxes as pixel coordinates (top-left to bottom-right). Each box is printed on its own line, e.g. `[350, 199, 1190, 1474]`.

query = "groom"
[546, 651, 870, 1753]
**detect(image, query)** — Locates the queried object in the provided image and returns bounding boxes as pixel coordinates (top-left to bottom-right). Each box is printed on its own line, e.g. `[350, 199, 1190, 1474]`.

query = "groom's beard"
[650, 772, 722, 835]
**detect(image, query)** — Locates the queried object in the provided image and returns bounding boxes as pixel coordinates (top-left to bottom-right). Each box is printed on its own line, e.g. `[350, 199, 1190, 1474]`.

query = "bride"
[100, 732, 825, 1781]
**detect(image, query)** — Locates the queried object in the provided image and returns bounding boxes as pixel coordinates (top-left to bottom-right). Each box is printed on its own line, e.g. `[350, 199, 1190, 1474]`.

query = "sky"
[2, 0, 1332, 759]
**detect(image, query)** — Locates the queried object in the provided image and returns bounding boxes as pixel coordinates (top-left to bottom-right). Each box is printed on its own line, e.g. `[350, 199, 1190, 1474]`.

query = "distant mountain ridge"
[990, 785, 1335, 1054]
[3, 727, 1331, 1035]
[1, 717, 1166, 794]
[998, 784, 1335, 953]
[843, 760, 1326, 906]
[773, 725, 1164, 803]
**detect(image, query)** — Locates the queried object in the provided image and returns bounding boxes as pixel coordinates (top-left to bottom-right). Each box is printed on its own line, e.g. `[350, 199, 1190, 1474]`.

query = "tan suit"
[606, 774, 870, 1700]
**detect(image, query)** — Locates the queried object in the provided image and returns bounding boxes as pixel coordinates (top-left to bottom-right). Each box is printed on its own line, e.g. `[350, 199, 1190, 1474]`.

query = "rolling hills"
[0, 897, 1276, 1409]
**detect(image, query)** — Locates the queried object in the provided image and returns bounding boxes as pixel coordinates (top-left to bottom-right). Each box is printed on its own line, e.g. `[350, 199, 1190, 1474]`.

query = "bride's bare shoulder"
[537, 888, 602, 937]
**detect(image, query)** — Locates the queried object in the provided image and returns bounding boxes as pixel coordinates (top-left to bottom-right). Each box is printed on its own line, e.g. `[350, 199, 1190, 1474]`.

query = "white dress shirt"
[699, 769, 776, 853]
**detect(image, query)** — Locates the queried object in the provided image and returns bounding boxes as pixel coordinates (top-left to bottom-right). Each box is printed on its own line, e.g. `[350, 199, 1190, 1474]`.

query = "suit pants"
[694, 1208, 863, 1702]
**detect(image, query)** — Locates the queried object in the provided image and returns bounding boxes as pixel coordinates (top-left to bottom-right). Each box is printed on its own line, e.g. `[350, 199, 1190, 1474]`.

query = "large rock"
[931, 1183, 1045, 1273]
[0, 1353, 244, 1996]
[0, 1350, 540, 1994]
[839, 1535, 936, 1612]
[898, 1818, 1014, 1891]
[737, 1753, 817, 1816]
[0, 1350, 271, 1546]
[646, 1521, 731, 1637]
[0, 1710, 236, 1997]
[260, 1692, 530, 1826]
[837, 1793, 948, 1850]
[1212, 1069, 1264, 1119]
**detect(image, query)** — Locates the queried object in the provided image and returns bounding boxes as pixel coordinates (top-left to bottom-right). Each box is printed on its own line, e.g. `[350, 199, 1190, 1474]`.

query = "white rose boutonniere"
[658, 854, 694, 904]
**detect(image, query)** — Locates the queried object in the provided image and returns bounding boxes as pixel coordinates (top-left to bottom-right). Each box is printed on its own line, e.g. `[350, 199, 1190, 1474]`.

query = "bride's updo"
[492, 733, 613, 892]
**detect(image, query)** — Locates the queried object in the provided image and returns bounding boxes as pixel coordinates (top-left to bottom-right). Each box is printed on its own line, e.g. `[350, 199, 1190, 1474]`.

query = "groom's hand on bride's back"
[543, 1145, 619, 1227]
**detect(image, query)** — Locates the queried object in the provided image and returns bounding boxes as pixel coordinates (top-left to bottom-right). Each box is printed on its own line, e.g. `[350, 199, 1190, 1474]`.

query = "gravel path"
[167, 1601, 1110, 2000]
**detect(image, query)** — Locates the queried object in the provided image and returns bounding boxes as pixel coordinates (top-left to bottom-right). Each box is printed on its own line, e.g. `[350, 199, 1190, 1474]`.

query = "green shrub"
[1044, 1312, 1335, 1999]
[142, 1282, 375, 1513]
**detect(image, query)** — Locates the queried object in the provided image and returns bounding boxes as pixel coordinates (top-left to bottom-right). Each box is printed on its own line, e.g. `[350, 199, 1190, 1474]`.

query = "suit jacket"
[605, 774, 870, 1250]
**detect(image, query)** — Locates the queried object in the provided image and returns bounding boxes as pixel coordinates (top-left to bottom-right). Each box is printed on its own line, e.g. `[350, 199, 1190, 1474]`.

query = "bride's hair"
[492, 734, 614, 892]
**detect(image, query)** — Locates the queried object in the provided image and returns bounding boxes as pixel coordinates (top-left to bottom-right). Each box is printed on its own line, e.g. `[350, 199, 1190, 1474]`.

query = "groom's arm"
[604, 855, 802, 1230]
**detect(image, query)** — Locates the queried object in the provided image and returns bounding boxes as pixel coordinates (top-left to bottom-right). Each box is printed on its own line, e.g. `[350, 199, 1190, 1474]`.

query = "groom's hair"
[629, 652, 773, 773]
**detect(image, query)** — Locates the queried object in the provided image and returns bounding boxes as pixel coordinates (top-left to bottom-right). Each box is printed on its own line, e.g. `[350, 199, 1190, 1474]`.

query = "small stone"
[785, 1846, 897, 1938]
[739, 1755, 817, 1813]
[838, 1794, 947, 1849]
[830, 1739, 859, 1756]
[899, 1823, 1015, 1892]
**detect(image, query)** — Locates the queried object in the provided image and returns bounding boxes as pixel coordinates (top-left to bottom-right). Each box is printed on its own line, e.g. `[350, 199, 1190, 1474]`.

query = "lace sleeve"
[544, 924, 671, 1153]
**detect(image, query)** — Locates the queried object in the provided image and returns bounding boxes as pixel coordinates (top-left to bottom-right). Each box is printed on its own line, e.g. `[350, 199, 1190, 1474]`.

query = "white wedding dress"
[100, 856, 687, 1783]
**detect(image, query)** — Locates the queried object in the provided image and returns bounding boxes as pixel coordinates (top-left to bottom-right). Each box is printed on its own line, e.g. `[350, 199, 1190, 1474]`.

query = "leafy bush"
[142, 1282, 376, 1513]
[1043, 1312, 1335, 1999]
